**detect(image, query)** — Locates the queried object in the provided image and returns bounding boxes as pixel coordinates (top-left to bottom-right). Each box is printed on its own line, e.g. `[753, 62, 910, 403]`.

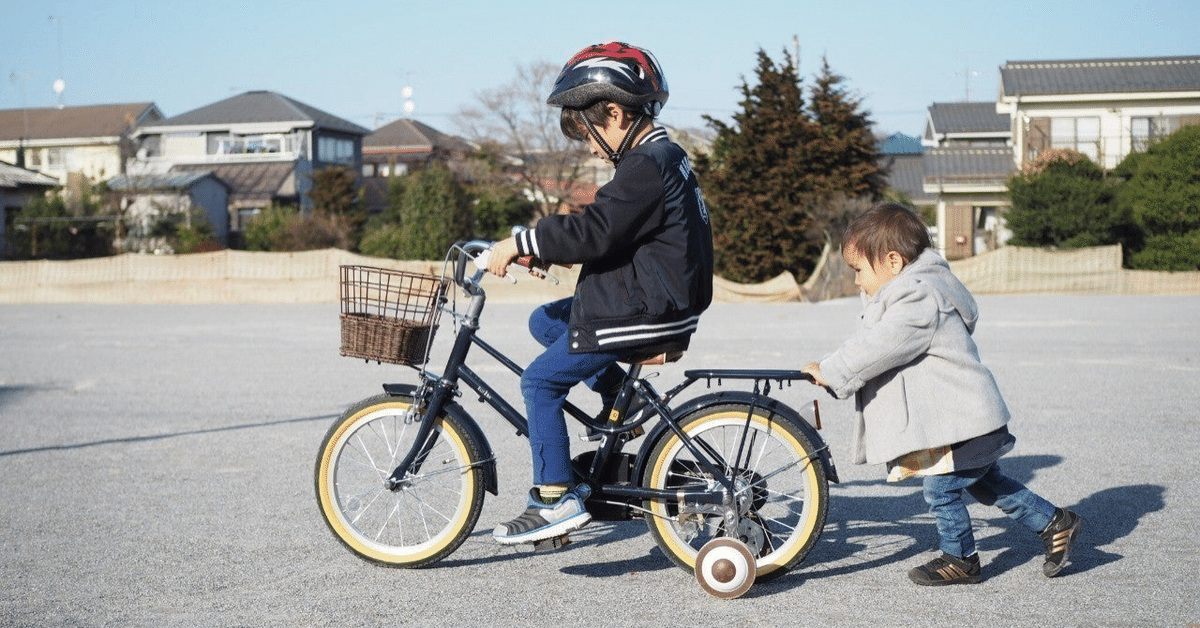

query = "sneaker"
[492, 486, 592, 545]
[1040, 508, 1083, 577]
[908, 552, 982, 586]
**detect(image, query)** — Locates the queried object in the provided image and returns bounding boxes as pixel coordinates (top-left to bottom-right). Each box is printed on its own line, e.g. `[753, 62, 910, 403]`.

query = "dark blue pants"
[521, 298, 627, 485]
[923, 462, 1056, 558]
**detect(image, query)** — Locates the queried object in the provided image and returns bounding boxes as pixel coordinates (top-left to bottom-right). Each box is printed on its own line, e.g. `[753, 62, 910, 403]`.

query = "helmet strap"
[582, 112, 647, 167]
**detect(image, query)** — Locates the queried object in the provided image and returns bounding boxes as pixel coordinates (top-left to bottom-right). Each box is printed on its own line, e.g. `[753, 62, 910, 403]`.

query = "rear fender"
[383, 383, 499, 496]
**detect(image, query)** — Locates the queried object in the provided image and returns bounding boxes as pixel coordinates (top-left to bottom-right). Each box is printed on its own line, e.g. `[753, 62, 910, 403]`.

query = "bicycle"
[314, 240, 838, 598]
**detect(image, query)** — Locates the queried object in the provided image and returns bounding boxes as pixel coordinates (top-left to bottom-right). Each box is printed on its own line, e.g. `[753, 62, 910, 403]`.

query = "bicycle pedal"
[532, 534, 571, 552]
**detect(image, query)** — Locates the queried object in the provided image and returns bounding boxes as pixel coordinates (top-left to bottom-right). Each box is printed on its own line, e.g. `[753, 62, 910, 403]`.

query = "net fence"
[0, 245, 1195, 304]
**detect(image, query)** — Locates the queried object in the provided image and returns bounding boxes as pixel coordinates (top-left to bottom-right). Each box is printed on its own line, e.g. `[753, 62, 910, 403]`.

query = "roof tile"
[1001, 56, 1200, 96]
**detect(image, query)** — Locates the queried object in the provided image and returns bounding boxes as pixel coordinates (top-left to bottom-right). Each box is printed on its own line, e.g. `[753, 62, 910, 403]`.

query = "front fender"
[383, 383, 499, 496]
[633, 390, 839, 485]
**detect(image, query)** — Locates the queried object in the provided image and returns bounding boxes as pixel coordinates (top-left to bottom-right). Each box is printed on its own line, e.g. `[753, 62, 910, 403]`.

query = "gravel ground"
[1, 294, 1197, 627]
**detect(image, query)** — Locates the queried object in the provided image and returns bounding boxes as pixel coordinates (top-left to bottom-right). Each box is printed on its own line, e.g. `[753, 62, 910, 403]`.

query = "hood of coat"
[876, 248, 979, 332]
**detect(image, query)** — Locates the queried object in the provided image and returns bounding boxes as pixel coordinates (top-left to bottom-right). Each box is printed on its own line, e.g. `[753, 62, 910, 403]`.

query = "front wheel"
[315, 393, 486, 567]
[642, 403, 829, 581]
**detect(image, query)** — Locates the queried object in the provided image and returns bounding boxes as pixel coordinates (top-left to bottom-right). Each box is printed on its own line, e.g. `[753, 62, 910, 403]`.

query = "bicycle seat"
[623, 351, 684, 366]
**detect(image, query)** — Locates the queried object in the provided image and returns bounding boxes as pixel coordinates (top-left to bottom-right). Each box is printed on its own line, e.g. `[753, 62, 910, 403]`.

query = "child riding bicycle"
[485, 42, 714, 545]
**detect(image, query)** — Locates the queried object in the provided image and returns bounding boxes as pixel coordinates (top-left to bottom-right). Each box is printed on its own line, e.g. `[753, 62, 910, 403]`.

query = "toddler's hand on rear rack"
[801, 362, 829, 388]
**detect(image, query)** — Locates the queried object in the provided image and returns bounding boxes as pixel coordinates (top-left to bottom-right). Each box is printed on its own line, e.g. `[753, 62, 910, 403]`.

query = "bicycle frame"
[380, 241, 838, 515]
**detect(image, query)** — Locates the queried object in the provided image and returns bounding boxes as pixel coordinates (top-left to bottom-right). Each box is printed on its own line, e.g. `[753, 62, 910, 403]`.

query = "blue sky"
[2, 0, 1196, 138]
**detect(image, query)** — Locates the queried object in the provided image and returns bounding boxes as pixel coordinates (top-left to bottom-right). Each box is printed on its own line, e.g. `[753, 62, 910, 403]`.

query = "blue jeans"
[922, 462, 1056, 558]
[522, 298, 627, 485]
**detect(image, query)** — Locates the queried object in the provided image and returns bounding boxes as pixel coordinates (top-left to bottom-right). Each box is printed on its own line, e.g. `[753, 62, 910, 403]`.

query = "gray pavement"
[1, 295, 1197, 627]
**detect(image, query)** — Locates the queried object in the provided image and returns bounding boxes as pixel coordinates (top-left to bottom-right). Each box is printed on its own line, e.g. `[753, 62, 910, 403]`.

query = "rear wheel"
[642, 403, 829, 581]
[315, 393, 486, 567]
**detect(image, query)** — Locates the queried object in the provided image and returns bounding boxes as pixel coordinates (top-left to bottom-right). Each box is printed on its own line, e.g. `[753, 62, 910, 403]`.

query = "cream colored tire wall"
[642, 404, 829, 581]
[315, 394, 486, 567]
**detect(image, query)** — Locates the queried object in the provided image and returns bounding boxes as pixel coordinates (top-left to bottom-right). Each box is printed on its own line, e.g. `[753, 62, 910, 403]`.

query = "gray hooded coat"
[818, 249, 1010, 465]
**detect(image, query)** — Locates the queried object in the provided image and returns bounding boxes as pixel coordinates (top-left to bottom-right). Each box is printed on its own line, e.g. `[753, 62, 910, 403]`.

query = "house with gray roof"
[918, 55, 1200, 260]
[878, 132, 935, 210]
[0, 102, 163, 188]
[919, 102, 1015, 259]
[129, 90, 371, 238]
[998, 55, 1200, 170]
[107, 172, 231, 252]
[922, 102, 1011, 147]
[1, 161, 60, 258]
[360, 118, 473, 213]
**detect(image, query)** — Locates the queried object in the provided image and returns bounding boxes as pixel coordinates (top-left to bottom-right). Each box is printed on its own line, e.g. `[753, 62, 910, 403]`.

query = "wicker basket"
[339, 265, 447, 366]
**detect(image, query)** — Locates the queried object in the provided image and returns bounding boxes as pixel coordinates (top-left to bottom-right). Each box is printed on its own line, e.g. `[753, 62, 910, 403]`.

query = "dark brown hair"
[841, 202, 932, 267]
[559, 101, 644, 142]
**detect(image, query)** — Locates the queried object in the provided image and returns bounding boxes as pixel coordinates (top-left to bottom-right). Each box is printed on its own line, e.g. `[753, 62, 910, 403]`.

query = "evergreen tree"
[360, 163, 470, 260]
[1114, 124, 1200, 270]
[696, 49, 885, 283]
[807, 57, 886, 201]
[7, 188, 113, 259]
[309, 166, 360, 219]
[697, 48, 819, 283]
[1006, 151, 1136, 251]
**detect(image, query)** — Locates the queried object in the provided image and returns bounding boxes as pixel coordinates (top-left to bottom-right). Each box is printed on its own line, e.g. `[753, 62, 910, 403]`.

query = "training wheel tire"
[695, 537, 756, 599]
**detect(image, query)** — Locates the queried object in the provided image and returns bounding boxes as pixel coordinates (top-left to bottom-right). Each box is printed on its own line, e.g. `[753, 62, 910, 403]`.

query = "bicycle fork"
[381, 379, 454, 491]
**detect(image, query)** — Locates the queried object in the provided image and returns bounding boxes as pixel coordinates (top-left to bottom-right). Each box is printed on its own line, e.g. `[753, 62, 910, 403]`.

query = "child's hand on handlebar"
[485, 238, 520, 278]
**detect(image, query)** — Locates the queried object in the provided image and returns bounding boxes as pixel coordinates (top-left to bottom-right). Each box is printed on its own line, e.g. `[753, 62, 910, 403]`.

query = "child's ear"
[885, 251, 906, 272]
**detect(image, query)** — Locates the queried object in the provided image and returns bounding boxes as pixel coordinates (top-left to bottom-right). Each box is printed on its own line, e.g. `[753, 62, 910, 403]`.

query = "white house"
[920, 55, 1200, 260]
[998, 56, 1200, 171]
[0, 102, 163, 190]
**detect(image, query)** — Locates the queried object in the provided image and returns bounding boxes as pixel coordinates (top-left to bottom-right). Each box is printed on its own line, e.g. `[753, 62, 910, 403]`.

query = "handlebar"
[452, 240, 493, 295]
[450, 239, 560, 296]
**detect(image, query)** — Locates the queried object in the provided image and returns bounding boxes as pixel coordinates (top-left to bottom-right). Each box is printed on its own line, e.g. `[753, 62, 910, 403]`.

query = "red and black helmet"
[546, 42, 669, 117]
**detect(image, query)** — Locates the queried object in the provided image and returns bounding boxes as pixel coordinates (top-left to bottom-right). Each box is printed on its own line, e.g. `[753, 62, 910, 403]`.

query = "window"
[1131, 116, 1196, 152]
[1050, 117, 1100, 160]
[46, 147, 74, 170]
[318, 136, 354, 165]
[211, 133, 291, 156]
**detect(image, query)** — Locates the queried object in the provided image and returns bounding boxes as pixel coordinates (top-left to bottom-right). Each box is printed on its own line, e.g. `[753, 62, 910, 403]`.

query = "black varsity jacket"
[513, 127, 714, 355]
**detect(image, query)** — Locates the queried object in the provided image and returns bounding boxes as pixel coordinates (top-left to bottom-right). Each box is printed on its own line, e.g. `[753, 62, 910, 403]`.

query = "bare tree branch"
[453, 61, 592, 219]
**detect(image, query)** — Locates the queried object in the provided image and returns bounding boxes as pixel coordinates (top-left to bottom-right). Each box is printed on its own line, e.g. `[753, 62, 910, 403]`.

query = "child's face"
[581, 104, 636, 165]
[844, 244, 904, 298]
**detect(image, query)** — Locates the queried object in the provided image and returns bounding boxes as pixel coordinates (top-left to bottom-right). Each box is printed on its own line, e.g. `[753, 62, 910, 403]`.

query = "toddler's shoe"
[1040, 508, 1083, 577]
[493, 485, 592, 545]
[908, 552, 982, 586]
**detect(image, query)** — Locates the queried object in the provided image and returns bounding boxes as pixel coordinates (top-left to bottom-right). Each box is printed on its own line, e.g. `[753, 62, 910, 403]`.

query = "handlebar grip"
[514, 255, 549, 271]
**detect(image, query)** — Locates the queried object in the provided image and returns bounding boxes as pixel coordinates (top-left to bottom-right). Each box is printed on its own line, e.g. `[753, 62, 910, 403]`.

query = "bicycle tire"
[642, 402, 829, 581]
[315, 393, 486, 568]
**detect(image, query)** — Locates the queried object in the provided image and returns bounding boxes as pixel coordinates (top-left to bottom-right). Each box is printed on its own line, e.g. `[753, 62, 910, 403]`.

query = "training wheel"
[695, 537, 756, 599]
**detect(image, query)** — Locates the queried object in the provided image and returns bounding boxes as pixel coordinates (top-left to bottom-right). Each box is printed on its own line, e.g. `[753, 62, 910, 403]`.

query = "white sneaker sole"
[492, 512, 592, 546]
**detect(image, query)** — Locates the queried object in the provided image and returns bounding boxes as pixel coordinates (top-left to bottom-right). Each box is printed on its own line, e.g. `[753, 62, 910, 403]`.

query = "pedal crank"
[532, 534, 571, 552]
